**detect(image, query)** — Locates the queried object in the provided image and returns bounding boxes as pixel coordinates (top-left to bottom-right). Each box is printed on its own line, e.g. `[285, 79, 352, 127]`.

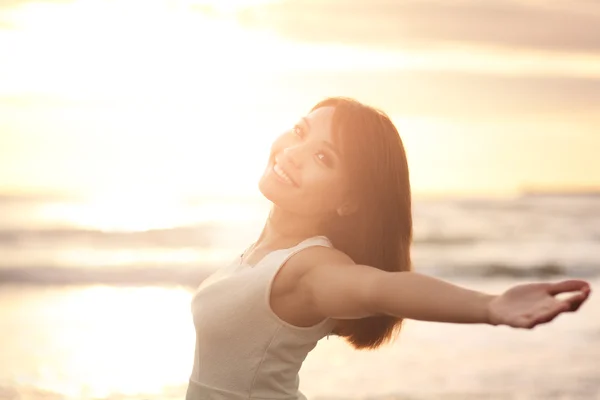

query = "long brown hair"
[312, 97, 413, 350]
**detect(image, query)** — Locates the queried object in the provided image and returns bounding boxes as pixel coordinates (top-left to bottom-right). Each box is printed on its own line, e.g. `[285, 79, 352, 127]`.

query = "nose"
[282, 146, 302, 168]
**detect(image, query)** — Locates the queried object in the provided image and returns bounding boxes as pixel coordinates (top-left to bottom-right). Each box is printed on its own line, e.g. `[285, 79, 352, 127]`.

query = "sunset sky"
[1, 0, 599, 199]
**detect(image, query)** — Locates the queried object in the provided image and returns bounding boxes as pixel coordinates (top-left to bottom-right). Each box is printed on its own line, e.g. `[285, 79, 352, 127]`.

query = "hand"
[487, 279, 591, 329]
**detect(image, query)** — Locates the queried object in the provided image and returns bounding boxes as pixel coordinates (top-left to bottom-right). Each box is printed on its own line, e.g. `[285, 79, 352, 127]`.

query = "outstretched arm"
[372, 271, 495, 324]
[299, 247, 591, 329]
[371, 271, 590, 328]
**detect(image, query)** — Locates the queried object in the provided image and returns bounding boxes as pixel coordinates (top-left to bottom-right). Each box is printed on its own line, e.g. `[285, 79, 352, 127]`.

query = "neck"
[256, 204, 324, 248]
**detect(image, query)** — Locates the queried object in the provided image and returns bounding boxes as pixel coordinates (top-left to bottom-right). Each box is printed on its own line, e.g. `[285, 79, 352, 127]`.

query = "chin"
[257, 161, 333, 217]
[258, 171, 285, 204]
[258, 169, 300, 213]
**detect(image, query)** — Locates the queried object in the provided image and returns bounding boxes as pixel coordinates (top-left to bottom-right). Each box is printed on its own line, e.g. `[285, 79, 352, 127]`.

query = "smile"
[273, 162, 299, 187]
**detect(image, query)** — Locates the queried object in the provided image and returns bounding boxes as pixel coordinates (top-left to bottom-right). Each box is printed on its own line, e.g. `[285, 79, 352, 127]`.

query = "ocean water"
[0, 193, 599, 399]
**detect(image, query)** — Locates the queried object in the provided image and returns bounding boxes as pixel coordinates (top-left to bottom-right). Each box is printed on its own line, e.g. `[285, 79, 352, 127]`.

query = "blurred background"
[1, 1, 599, 399]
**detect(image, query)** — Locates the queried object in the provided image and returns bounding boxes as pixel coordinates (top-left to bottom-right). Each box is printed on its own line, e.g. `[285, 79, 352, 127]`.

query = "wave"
[428, 262, 599, 279]
[0, 385, 596, 400]
[0, 228, 484, 248]
[0, 261, 597, 287]
[413, 235, 480, 246]
[520, 189, 600, 198]
[0, 265, 212, 287]
[0, 384, 186, 400]
[0, 225, 212, 248]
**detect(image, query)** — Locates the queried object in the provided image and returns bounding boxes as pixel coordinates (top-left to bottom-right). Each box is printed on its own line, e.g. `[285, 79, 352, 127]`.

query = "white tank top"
[187, 235, 336, 400]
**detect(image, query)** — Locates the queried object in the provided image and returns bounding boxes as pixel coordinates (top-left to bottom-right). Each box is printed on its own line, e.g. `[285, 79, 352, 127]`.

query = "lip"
[273, 157, 300, 187]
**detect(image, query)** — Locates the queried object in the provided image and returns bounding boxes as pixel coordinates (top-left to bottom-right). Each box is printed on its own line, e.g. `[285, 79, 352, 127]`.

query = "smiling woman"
[186, 96, 591, 399]
[1, 1, 598, 398]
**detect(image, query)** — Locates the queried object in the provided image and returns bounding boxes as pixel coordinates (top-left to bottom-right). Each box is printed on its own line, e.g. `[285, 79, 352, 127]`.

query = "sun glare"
[37, 193, 189, 231]
[184, 0, 279, 13]
[28, 286, 195, 398]
[0, 0, 284, 198]
[0, 0, 267, 97]
[2, 0, 599, 197]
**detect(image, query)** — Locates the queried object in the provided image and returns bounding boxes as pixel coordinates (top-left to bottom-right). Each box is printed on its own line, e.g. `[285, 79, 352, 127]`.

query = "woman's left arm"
[300, 248, 591, 329]
[373, 271, 591, 328]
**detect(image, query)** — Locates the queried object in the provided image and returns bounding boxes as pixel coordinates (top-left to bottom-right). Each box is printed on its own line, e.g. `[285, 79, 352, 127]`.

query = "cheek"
[301, 170, 347, 210]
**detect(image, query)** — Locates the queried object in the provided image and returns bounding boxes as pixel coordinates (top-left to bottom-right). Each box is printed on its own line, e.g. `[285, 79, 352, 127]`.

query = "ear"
[336, 200, 359, 217]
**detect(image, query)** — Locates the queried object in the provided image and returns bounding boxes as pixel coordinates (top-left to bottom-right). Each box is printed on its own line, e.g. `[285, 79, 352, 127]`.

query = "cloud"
[2, 68, 598, 117]
[237, 0, 600, 53]
[0, 0, 72, 9]
[0, 0, 74, 28]
[266, 69, 600, 117]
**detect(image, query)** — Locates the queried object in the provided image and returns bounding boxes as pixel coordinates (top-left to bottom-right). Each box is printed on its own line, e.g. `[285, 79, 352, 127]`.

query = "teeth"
[274, 163, 294, 185]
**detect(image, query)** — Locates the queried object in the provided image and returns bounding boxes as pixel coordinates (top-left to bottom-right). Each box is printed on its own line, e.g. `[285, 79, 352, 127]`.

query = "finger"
[534, 312, 559, 326]
[533, 303, 569, 325]
[547, 280, 590, 296]
[563, 291, 590, 312]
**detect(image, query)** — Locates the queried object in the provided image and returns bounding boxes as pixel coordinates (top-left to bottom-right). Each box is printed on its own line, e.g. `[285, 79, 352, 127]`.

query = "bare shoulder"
[289, 244, 354, 270]
[276, 245, 352, 293]
[268, 245, 360, 328]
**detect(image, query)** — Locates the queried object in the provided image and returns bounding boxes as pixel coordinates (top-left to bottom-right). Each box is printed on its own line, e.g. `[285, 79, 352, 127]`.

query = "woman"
[186, 97, 591, 399]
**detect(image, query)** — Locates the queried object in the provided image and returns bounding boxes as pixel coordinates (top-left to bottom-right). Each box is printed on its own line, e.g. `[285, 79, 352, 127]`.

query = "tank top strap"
[264, 235, 331, 266]
[289, 235, 332, 253]
[258, 234, 333, 289]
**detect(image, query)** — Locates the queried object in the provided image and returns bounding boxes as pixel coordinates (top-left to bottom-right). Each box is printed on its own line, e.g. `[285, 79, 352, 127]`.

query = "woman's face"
[258, 106, 351, 217]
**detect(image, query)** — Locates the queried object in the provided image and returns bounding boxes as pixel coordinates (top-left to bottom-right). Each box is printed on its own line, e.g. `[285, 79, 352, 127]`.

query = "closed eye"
[316, 151, 333, 167]
[293, 125, 305, 138]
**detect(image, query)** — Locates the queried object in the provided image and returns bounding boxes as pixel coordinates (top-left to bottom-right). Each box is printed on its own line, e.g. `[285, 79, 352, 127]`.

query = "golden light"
[183, 0, 280, 13]
[17, 286, 196, 398]
[2, 0, 600, 197]
[38, 193, 189, 231]
[0, 0, 268, 97]
[0, 0, 284, 198]
[36, 189, 269, 232]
